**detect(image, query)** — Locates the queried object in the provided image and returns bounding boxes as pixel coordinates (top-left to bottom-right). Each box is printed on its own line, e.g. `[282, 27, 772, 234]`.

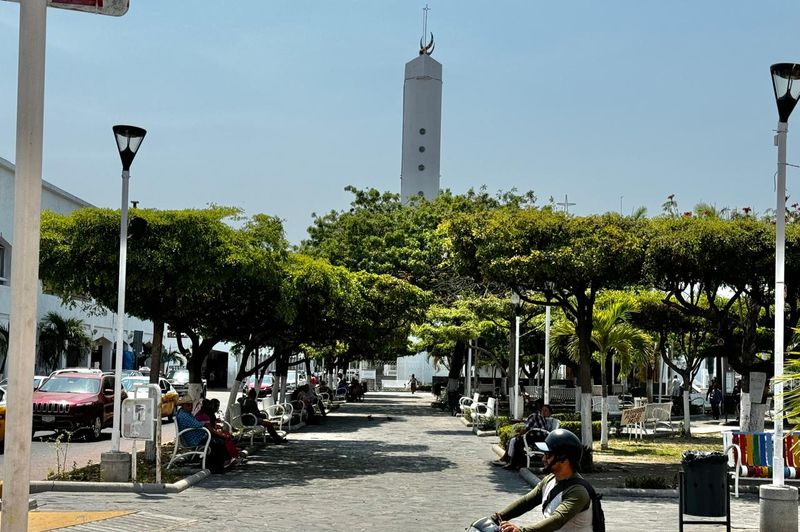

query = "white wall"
[0, 157, 154, 372]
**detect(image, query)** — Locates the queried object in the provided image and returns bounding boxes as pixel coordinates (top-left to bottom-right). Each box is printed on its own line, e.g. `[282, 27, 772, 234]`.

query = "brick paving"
[31, 392, 762, 531]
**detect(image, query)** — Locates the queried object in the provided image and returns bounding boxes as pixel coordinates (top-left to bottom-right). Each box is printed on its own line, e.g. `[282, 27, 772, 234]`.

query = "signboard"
[749, 372, 767, 404]
[121, 397, 154, 440]
[1, 0, 129, 17]
[360, 370, 376, 380]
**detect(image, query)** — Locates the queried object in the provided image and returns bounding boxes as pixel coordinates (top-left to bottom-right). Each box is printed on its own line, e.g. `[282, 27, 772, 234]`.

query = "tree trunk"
[575, 299, 594, 448]
[682, 389, 691, 437]
[600, 360, 608, 449]
[145, 321, 165, 462]
[740, 392, 766, 432]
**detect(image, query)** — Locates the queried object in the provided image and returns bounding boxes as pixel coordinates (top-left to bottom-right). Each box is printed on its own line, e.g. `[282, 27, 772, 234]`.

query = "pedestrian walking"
[670, 375, 683, 415]
[409, 374, 419, 395]
[708, 381, 723, 420]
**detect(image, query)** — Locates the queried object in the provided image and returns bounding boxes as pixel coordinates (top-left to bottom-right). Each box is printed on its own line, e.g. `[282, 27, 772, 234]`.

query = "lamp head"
[112, 125, 147, 171]
[771, 63, 800, 123]
[510, 291, 521, 306]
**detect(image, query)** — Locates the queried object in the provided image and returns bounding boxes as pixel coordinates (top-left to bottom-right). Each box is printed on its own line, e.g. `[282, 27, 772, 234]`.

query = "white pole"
[544, 305, 551, 404]
[465, 341, 472, 397]
[3, 1, 47, 528]
[774, 120, 788, 487]
[513, 315, 521, 418]
[111, 170, 130, 453]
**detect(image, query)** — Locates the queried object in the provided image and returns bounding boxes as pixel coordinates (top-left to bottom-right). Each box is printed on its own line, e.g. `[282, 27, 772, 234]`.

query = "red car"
[243, 374, 274, 398]
[32, 372, 124, 440]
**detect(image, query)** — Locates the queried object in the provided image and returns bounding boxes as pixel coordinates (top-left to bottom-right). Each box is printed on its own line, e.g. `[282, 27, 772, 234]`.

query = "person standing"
[708, 380, 723, 420]
[409, 374, 419, 395]
[670, 375, 683, 415]
[490, 429, 597, 531]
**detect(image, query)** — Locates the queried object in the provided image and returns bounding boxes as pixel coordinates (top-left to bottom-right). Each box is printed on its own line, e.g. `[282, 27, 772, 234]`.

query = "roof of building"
[0, 156, 95, 209]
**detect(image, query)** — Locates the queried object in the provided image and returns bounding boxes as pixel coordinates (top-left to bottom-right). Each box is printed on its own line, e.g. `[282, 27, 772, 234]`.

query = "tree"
[39, 207, 285, 399]
[445, 209, 647, 446]
[37, 311, 92, 372]
[631, 290, 716, 436]
[550, 297, 651, 448]
[643, 216, 775, 431]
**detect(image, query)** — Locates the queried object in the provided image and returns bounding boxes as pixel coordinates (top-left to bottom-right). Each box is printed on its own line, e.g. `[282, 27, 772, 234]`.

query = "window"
[418, 164, 425, 171]
[418, 146, 425, 152]
[419, 128, 426, 135]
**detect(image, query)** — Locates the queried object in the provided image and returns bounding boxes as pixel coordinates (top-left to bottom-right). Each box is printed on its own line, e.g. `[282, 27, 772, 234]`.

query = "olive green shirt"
[498, 474, 592, 532]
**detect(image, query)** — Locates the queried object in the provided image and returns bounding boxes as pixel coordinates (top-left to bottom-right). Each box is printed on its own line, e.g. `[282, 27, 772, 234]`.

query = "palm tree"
[38, 312, 92, 372]
[551, 300, 652, 449]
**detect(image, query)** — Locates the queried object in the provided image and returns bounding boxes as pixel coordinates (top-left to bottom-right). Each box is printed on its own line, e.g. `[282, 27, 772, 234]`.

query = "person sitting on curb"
[175, 395, 232, 473]
[241, 388, 288, 443]
[493, 403, 553, 470]
[491, 429, 597, 531]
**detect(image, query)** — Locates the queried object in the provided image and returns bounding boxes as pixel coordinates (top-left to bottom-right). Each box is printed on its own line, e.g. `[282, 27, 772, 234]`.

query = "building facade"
[0, 156, 153, 375]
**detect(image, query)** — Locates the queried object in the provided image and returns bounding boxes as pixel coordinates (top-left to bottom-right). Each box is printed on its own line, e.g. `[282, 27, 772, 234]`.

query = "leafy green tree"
[39, 207, 283, 398]
[631, 290, 717, 436]
[550, 298, 651, 448]
[445, 209, 647, 446]
[37, 311, 92, 372]
[643, 216, 775, 431]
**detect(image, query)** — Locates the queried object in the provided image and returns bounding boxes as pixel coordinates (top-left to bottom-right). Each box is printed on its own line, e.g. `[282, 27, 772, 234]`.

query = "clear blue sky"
[1, 1, 799, 244]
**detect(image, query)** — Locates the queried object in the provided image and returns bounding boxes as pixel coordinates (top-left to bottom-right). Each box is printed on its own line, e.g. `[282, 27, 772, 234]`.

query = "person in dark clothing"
[241, 388, 287, 443]
[492, 404, 553, 470]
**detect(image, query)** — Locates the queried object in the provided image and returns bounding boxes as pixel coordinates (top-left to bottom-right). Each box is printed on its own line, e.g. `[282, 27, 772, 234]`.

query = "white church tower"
[400, 7, 442, 203]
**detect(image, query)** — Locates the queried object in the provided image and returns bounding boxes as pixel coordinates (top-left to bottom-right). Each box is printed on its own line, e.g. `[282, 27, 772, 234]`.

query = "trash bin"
[681, 450, 728, 517]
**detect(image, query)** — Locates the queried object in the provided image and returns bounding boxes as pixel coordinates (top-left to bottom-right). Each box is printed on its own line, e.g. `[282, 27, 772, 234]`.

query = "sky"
[1, 1, 800, 244]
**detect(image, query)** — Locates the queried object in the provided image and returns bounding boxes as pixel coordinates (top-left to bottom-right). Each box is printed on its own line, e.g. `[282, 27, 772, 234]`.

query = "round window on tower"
[419, 146, 426, 153]
[419, 128, 426, 135]
[418, 164, 425, 171]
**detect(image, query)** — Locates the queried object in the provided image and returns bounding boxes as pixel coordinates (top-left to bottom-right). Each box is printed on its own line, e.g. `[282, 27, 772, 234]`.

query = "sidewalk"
[29, 392, 760, 531]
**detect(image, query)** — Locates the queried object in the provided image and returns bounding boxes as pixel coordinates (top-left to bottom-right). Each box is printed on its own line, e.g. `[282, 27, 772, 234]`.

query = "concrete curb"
[459, 417, 472, 427]
[29, 469, 210, 494]
[474, 429, 496, 437]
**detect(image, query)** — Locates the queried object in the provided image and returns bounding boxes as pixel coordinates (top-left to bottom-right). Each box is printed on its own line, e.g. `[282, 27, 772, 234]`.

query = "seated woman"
[195, 399, 242, 465]
[241, 388, 288, 443]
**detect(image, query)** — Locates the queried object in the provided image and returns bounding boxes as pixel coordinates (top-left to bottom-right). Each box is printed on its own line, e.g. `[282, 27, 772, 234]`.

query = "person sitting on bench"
[492, 403, 553, 470]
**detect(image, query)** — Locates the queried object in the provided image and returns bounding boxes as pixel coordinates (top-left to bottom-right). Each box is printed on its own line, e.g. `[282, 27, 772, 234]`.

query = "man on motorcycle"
[489, 429, 594, 532]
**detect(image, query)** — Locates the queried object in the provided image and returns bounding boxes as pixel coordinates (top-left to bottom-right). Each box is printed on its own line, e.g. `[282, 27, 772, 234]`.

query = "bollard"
[759, 484, 798, 532]
[100, 451, 131, 482]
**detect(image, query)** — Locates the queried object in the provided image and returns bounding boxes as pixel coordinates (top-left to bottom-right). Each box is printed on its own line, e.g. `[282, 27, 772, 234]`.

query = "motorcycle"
[466, 516, 501, 532]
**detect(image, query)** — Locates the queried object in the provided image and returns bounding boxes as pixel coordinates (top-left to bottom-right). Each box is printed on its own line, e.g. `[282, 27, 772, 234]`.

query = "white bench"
[473, 397, 497, 427]
[228, 403, 268, 445]
[168, 423, 211, 470]
[459, 393, 480, 416]
[380, 379, 407, 391]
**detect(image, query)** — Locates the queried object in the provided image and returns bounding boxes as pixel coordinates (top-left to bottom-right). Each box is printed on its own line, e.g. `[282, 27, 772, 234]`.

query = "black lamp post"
[110, 124, 146, 455]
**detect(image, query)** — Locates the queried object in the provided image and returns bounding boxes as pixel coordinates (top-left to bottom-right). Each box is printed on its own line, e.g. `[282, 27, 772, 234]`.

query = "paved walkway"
[31, 392, 762, 531]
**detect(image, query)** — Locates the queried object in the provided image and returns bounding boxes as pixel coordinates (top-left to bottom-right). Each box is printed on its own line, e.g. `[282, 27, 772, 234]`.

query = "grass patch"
[624, 475, 675, 489]
[593, 435, 721, 462]
[48, 444, 185, 484]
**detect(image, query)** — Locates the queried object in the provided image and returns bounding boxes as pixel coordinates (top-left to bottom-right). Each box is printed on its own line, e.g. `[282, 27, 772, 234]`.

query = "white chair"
[168, 424, 211, 470]
[460, 393, 480, 416]
[228, 403, 267, 445]
[473, 397, 496, 427]
[522, 418, 561, 468]
[263, 403, 290, 432]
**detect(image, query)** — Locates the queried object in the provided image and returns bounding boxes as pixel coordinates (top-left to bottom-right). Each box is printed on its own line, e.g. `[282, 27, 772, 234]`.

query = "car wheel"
[87, 416, 102, 441]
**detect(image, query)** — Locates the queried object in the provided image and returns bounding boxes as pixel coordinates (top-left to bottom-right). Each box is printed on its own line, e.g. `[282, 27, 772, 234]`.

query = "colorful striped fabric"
[731, 432, 800, 479]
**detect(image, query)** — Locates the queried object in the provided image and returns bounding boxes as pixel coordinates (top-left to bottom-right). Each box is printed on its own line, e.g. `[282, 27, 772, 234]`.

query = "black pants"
[711, 403, 720, 419]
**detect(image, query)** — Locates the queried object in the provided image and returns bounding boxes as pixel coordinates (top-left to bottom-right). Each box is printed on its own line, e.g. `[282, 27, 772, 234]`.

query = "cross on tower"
[557, 194, 576, 214]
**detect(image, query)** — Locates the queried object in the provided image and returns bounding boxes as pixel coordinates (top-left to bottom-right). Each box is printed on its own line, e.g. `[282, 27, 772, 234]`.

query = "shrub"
[552, 411, 601, 422]
[463, 409, 473, 423]
[624, 475, 673, 489]
[498, 423, 525, 448]
[558, 421, 602, 440]
[478, 416, 497, 431]
[496, 416, 511, 430]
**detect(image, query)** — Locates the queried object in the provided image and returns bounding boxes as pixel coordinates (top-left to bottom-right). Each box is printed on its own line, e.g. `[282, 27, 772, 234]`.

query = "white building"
[400, 36, 442, 203]
[0, 156, 153, 374]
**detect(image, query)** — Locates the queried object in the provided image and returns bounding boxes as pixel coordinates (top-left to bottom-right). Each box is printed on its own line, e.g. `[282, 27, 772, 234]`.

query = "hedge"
[558, 420, 602, 440]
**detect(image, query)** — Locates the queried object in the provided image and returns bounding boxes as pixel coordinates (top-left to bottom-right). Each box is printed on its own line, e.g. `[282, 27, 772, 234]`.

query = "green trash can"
[681, 450, 728, 517]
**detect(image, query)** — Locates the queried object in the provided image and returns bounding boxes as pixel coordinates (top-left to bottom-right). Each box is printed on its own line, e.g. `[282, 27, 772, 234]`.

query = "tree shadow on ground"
[196, 439, 453, 491]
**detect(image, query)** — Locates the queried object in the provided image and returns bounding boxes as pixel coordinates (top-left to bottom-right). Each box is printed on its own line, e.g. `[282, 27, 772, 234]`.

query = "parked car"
[121, 376, 179, 421]
[32, 372, 124, 440]
[166, 368, 207, 397]
[242, 375, 274, 398]
[48, 367, 104, 379]
[120, 369, 143, 378]
[0, 376, 48, 389]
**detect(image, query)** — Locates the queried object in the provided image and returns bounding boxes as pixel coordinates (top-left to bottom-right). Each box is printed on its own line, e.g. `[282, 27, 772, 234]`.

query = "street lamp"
[762, 63, 800, 527]
[109, 125, 146, 457]
[510, 291, 522, 419]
